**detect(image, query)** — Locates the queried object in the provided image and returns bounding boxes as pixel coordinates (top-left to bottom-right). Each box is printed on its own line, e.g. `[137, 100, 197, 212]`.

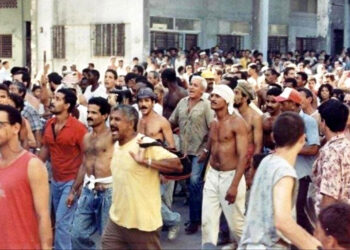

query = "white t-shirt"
[84, 84, 108, 101]
[77, 104, 88, 127]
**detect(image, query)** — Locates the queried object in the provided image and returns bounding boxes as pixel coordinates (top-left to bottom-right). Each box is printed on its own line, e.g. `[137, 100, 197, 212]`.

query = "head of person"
[332, 88, 345, 102]
[248, 63, 258, 77]
[210, 84, 234, 112]
[296, 72, 308, 87]
[104, 69, 118, 91]
[147, 71, 160, 87]
[344, 93, 350, 106]
[110, 56, 116, 64]
[79, 77, 89, 93]
[132, 65, 144, 76]
[32, 85, 42, 100]
[2, 61, 9, 70]
[137, 87, 157, 116]
[154, 84, 164, 104]
[234, 80, 255, 108]
[201, 71, 215, 93]
[50, 88, 77, 115]
[82, 68, 90, 78]
[118, 59, 124, 67]
[88, 63, 94, 70]
[308, 76, 317, 89]
[318, 99, 349, 135]
[0, 104, 22, 147]
[325, 73, 336, 85]
[264, 68, 280, 85]
[284, 77, 297, 89]
[266, 87, 282, 115]
[48, 72, 63, 92]
[133, 57, 139, 65]
[298, 87, 313, 111]
[161, 68, 177, 88]
[87, 69, 100, 85]
[314, 202, 350, 249]
[116, 75, 126, 87]
[8, 93, 24, 112]
[13, 70, 31, 89]
[125, 73, 139, 92]
[109, 104, 139, 142]
[284, 67, 296, 79]
[189, 76, 207, 100]
[275, 87, 302, 113]
[0, 84, 10, 105]
[318, 83, 333, 103]
[272, 112, 305, 151]
[9, 81, 26, 99]
[186, 65, 193, 74]
[87, 97, 111, 128]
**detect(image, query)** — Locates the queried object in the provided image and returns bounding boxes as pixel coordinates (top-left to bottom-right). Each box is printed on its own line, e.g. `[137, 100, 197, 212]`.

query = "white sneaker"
[167, 224, 180, 240]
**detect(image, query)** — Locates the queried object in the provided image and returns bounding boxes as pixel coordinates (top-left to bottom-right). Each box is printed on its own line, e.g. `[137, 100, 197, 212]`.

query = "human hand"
[66, 190, 76, 208]
[197, 151, 207, 163]
[129, 150, 146, 166]
[225, 185, 238, 204]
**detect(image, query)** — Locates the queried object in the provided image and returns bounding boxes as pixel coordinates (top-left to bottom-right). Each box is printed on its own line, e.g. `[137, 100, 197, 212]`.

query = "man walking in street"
[40, 88, 87, 250]
[70, 97, 114, 249]
[200, 84, 248, 247]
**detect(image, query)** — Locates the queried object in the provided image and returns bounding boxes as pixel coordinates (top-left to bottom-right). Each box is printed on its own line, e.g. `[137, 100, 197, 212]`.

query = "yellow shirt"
[109, 133, 177, 232]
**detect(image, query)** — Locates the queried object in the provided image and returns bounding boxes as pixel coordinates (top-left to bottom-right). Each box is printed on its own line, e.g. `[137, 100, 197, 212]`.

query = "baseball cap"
[274, 87, 302, 104]
[137, 87, 157, 101]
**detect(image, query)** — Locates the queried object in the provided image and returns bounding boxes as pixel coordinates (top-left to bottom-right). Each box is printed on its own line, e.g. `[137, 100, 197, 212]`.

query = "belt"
[92, 183, 113, 191]
[84, 174, 113, 191]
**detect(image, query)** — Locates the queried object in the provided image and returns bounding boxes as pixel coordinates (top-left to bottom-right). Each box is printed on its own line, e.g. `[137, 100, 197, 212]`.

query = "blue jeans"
[71, 186, 112, 250]
[51, 179, 76, 250]
[161, 184, 181, 227]
[188, 155, 205, 223]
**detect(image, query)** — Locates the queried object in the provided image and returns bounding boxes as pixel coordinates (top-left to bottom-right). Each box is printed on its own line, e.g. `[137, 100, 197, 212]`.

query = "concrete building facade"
[0, 0, 349, 74]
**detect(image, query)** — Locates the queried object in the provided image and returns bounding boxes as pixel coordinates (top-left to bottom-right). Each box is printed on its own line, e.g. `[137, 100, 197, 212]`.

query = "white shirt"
[83, 83, 108, 101]
[0, 68, 11, 83]
[77, 104, 88, 127]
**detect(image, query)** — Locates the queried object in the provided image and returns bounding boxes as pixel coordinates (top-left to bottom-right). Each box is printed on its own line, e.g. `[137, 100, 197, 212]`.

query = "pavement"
[160, 196, 202, 250]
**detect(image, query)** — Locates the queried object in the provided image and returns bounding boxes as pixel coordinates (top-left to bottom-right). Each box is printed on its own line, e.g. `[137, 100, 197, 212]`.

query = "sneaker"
[167, 224, 180, 240]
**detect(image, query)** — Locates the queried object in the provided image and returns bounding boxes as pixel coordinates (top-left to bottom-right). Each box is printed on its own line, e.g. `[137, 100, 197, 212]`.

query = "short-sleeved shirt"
[109, 133, 178, 232]
[169, 96, 214, 155]
[43, 115, 87, 182]
[240, 154, 298, 249]
[22, 103, 43, 132]
[312, 134, 350, 214]
[83, 83, 108, 101]
[295, 111, 320, 179]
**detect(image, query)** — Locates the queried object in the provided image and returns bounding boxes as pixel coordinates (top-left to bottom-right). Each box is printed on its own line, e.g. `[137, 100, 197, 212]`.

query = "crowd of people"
[0, 45, 350, 250]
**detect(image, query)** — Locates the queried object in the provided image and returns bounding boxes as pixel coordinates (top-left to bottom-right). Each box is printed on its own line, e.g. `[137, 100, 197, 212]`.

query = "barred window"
[0, 0, 17, 8]
[268, 36, 288, 54]
[0, 35, 12, 58]
[52, 26, 65, 59]
[296, 37, 317, 52]
[151, 31, 181, 50]
[93, 23, 125, 57]
[217, 35, 243, 52]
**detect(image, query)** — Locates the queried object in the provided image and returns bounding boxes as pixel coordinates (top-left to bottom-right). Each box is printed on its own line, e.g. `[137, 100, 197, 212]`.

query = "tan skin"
[137, 98, 175, 149]
[262, 95, 281, 149]
[162, 78, 187, 119]
[199, 93, 248, 204]
[234, 89, 263, 155]
[109, 110, 182, 173]
[66, 104, 114, 207]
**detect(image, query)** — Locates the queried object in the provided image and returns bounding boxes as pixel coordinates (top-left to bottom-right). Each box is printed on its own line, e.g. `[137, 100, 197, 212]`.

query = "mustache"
[140, 106, 148, 109]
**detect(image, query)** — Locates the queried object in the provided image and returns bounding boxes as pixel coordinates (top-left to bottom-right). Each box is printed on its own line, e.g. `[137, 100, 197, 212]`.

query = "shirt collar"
[327, 133, 347, 145]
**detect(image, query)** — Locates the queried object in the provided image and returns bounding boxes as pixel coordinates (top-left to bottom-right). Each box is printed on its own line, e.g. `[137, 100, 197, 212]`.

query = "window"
[150, 17, 174, 30]
[175, 19, 200, 31]
[151, 31, 181, 50]
[0, 0, 17, 8]
[268, 37, 288, 53]
[217, 35, 243, 52]
[185, 34, 198, 50]
[0, 35, 12, 58]
[52, 26, 65, 59]
[296, 37, 317, 52]
[291, 0, 317, 13]
[93, 23, 125, 57]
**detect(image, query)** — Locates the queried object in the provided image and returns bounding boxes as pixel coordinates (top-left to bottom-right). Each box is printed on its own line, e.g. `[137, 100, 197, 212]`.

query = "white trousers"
[202, 167, 246, 246]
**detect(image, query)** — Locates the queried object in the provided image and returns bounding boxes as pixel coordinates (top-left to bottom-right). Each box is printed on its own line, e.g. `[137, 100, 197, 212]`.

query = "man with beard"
[136, 87, 181, 240]
[262, 87, 282, 151]
[102, 105, 182, 249]
[70, 97, 114, 249]
[234, 80, 263, 161]
[200, 84, 248, 247]
[40, 88, 87, 250]
[162, 69, 187, 119]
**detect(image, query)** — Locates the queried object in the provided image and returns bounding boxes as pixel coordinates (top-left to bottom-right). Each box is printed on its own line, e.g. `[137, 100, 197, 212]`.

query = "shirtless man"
[161, 68, 187, 119]
[69, 97, 113, 250]
[234, 80, 263, 159]
[200, 84, 248, 247]
[136, 87, 181, 240]
[262, 87, 282, 152]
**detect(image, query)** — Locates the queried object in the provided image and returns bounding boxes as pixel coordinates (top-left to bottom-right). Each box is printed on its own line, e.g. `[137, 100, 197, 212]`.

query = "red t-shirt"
[0, 151, 40, 249]
[43, 115, 87, 181]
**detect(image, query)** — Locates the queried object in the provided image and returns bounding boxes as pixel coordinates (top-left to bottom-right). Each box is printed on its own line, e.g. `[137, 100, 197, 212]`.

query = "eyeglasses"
[0, 121, 9, 128]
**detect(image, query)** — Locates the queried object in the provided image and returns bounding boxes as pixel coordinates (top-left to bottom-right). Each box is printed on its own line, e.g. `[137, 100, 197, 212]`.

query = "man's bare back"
[84, 130, 114, 178]
[163, 87, 187, 119]
[262, 114, 277, 150]
[209, 114, 248, 171]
